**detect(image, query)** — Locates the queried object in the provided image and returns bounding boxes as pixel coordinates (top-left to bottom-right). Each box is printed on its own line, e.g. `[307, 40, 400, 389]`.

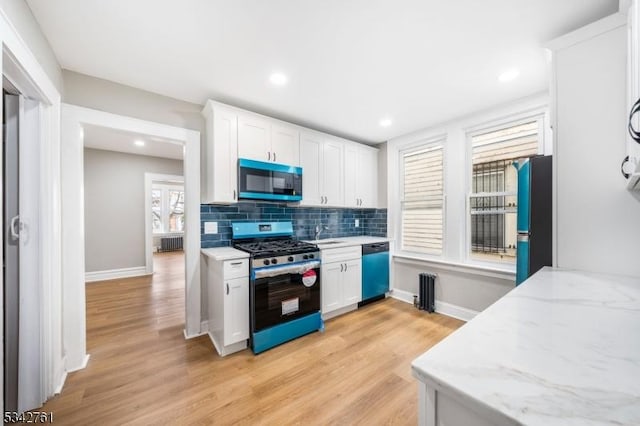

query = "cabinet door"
[343, 144, 359, 208]
[321, 262, 343, 314]
[223, 277, 249, 345]
[213, 107, 238, 203]
[357, 148, 378, 208]
[342, 259, 362, 306]
[271, 123, 300, 166]
[238, 113, 271, 162]
[322, 139, 344, 206]
[299, 132, 324, 206]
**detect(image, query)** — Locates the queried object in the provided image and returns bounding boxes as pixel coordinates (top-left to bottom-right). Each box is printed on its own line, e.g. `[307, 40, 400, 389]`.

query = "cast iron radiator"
[417, 273, 436, 313]
[160, 236, 183, 252]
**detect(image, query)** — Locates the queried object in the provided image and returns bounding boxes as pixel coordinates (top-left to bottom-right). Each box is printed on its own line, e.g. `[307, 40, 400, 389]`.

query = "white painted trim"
[321, 303, 358, 321]
[61, 104, 202, 377]
[66, 354, 90, 373]
[546, 13, 627, 51]
[433, 301, 478, 322]
[0, 6, 63, 409]
[391, 288, 415, 304]
[393, 255, 515, 281]
[85, 267, 150, 283]
[144, 173, 184, 275]
[391, 288, 478, 322]
[184, 321, 209, 339]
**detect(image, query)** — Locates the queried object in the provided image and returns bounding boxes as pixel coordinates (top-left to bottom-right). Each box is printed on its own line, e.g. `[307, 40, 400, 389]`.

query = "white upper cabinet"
[322, 138, 344, 207]
[237, 113, 300, 166]
[271, 123, 300, 166]
[300, 131, 324, 206]
[300, 132, 344, 207]
[202, 100, 377, 206]
[238, 113, 271, 162]
[202, 102, 238, 204]
[344, 143, 378, 208]
[357, 147, 378, 208]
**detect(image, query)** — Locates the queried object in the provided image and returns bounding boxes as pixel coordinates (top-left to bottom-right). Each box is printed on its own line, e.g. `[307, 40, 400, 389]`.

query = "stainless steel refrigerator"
[516, 155, 553, 285]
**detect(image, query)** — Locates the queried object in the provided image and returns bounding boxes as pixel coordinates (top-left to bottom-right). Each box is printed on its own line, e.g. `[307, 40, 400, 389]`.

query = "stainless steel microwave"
[238, 158, 302, 202]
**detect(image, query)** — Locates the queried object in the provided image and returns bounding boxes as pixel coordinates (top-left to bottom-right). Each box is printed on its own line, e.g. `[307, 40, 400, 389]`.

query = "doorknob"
[10, 215, 21, 241]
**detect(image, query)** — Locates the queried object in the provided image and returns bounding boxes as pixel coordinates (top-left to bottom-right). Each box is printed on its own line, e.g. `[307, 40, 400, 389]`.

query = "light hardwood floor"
[42, 252, 463, 425]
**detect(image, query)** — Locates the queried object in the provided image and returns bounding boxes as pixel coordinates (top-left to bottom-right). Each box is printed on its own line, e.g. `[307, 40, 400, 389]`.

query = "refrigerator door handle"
[517, 234, 530, 242]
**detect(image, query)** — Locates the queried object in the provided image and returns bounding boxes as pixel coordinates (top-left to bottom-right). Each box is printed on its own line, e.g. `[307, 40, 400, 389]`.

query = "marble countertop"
[201, 247, 249, 261]
[411, 267, 640, 425]
[304, 235, 391, 249]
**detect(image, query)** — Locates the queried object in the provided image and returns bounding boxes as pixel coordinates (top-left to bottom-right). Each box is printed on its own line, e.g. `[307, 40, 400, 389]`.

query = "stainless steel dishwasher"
[359, 242, 390, 306]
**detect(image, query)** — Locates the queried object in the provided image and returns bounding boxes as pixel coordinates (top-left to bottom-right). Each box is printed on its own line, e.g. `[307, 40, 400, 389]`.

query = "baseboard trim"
[391, 288, 478, 322]
[390, 288, 415, 305]
[184, 321, 209, 339]
[67, 354, 90, 373]
[85, 267, 150, 283]
[54, 371, 67, 395]
[434, 301, 479, 322]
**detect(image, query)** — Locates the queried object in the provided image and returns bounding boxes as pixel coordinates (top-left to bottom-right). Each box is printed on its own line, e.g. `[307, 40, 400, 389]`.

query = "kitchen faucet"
[314, 224, 329, 240]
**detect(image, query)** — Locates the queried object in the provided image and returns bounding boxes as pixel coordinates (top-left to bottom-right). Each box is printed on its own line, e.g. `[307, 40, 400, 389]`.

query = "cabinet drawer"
[223, 259, 249, 279]
[321, 246, 361, 263]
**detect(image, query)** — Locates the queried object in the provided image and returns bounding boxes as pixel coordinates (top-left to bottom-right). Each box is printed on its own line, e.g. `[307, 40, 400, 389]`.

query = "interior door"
[2, 91, 43, 412]
[3, 92, 20, 412]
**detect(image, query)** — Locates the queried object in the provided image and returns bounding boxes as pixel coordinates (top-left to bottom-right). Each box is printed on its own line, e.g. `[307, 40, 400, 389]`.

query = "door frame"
[1, 7, 63, 408]
[144, 173, 184, 273]
[61, 104, 202, 375]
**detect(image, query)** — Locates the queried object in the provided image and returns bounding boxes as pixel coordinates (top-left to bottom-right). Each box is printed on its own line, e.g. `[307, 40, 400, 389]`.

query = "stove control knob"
[271, 258, 278, 264]
[309, 254, 315, 259]
[288, 256, 294, 262]
[303, 254, 309, 260]
[263, 259, 270, 265]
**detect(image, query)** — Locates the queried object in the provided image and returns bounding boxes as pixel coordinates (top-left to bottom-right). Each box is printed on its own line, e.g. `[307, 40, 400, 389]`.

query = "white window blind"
[472, 121, 538, 164]
[401, 145, 443, 255]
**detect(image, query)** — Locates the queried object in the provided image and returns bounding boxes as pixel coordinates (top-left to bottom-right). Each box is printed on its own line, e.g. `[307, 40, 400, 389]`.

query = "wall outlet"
[355, 219, 360, 227]
[204, 222, 218, 234]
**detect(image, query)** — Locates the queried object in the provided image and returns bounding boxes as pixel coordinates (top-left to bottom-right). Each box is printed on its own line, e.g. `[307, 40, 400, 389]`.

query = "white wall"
[63, 70, 203, 132]
[84, 148, 183, 272]
[552, 17, 640, 277]
[387, 94, 549, 314]
[0, 0, 63, 92]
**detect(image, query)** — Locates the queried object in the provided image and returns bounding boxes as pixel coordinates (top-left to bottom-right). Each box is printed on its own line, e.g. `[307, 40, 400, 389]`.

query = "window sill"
[393, 253, 516, 281]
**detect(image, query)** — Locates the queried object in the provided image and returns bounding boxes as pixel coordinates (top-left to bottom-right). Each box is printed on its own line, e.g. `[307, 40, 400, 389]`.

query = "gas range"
[231, 221, 324, 354]
[234, 239, 319, 268]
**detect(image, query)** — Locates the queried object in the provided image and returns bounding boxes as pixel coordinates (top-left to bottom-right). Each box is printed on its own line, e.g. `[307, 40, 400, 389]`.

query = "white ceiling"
[28, 0, 618, 143]
[83, 124, 183, 160]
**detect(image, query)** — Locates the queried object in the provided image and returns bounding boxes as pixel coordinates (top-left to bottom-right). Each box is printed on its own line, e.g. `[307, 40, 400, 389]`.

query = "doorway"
[60, 105, 201, 374]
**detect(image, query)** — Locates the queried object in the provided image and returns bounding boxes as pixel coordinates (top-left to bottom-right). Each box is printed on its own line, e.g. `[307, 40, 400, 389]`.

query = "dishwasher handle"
[362, 242, 389, 255]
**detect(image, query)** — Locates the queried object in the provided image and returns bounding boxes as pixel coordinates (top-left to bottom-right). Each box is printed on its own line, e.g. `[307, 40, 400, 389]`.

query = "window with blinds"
[401, 144, 443, 255]
[470, 120, 539, 263]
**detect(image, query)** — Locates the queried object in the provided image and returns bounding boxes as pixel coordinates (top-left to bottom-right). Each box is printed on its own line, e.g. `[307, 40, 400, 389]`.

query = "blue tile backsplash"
[200, 202, 387, 248]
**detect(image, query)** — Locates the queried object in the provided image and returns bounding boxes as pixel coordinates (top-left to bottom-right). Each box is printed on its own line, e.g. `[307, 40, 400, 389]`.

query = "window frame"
[152, 182, 185, 236]
[464, 113, 546, 270]
[398, 137, 446, 259]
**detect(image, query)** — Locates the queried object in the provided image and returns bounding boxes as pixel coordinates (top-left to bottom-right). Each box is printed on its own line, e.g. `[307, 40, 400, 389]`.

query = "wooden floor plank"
[41, 251, 463, 425]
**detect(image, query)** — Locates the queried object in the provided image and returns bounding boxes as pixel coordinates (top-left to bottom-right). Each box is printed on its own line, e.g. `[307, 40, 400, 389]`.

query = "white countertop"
[200, 247, 249, 261]
[411, 267, 640, 425]
[305, 235, 391, 249]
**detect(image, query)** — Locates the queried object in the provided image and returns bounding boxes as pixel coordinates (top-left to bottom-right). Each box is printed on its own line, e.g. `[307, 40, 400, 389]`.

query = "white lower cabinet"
[204, 255, 249, 356]
[321, 246, 362, 317]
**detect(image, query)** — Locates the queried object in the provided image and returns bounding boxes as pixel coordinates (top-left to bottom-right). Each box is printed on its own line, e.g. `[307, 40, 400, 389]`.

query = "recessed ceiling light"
[269, 72, 288, 86]
[134, 140, 145, 147]
[379, 118, 393, 127]
[498, 68, 520, 82]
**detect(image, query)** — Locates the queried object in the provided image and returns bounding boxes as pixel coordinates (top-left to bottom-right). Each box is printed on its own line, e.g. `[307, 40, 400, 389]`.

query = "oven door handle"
[253, 260, 321, 279]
